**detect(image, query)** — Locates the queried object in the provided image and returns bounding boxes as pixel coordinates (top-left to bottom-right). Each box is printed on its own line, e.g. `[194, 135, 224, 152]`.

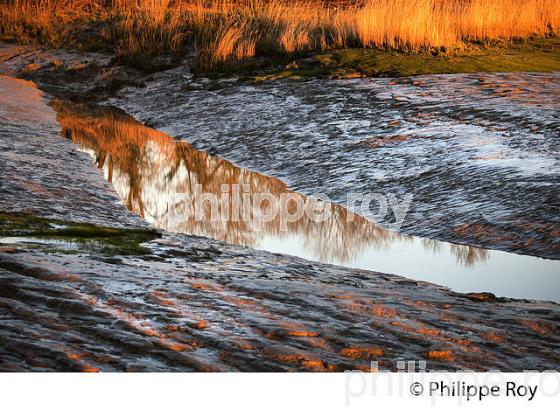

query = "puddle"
[52, 100, 560, 302]
[0, 236, 72, 245]
[0, 236, 83, 251]
[111, 72, 560, 260]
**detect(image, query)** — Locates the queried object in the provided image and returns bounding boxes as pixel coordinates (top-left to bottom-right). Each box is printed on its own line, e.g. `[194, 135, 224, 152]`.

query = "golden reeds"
[1, 0, 559, 68]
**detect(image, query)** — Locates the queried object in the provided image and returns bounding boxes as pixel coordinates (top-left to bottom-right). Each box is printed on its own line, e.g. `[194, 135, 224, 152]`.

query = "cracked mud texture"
[1, 46, 559, 372]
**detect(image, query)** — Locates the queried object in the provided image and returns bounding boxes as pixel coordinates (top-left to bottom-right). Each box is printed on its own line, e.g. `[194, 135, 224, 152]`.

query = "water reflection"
[49, 99, 560, 301]
[51, 99, 488, 268]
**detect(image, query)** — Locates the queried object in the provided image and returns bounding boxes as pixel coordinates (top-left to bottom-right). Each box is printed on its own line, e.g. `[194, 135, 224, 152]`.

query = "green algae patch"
[234, 37, 560, 81]
[0, 212, 160, 256]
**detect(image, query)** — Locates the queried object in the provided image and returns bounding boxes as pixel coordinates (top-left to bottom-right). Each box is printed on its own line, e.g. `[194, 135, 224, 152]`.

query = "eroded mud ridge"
[111, 71, 560, 259]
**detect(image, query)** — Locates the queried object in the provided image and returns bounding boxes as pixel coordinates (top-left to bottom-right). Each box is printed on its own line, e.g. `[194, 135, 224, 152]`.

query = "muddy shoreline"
[1, 44, 559, 371]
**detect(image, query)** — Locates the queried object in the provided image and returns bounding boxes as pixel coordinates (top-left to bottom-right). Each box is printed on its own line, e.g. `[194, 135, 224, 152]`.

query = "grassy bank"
[1, 0, 559, 73]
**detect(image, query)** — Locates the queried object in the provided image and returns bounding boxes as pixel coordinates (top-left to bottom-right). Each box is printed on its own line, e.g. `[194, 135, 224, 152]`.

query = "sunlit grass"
[1, 0, 559, 69]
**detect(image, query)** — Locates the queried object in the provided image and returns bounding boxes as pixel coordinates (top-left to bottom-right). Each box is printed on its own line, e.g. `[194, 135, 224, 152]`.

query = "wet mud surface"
[109, 69, 560, 259]
[2, 236, 560, 372]
[0, 42, 145, 100]
[1, 46, 560, 371]
[0, 76, 143, 229]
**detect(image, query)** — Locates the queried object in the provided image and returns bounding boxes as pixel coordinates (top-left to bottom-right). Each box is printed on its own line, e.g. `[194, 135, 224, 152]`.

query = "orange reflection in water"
[52, 100, 487, 267]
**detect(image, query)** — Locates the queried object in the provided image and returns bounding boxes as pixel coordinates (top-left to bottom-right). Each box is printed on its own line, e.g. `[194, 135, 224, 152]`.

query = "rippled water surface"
[52, 100, 560, 301]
